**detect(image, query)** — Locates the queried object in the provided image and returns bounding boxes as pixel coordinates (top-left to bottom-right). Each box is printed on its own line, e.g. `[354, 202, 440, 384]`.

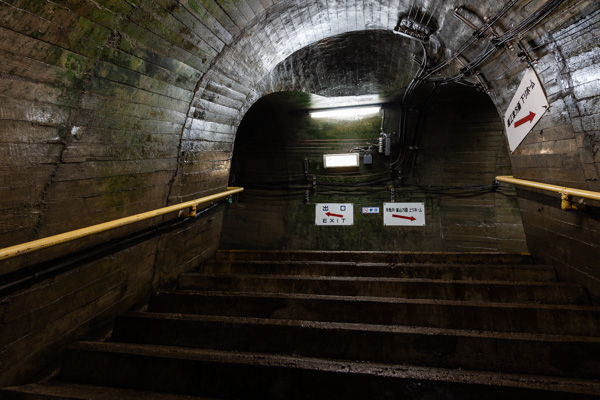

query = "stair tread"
[211, 259, 548, 265]
[148, 290, 600, 336]
[182, 272, 577, 285]
[178, 273, 591, 305]
[207, 260, 548, 266]
[197, 261, 557, 282]
[204, 260, 553, 270]
[0, 382, 216, 400]
[63, 341, 600, 396]
[202, 260, 553, 270]
[154, 289, 600, 310]
[215, 250, 535, 265]
[118, 311, 600, 342]
[111, 311, 600, 378]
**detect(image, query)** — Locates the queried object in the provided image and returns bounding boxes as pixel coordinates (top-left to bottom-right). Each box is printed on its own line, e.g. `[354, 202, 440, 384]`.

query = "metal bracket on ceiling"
[393, 13, 433, 42]
[453, 6, 482, 34]
[453, 6, 503, 42]
[453, 6, 499, 39]
[455, 55, 490, 92]
[516, 41, 536, 67]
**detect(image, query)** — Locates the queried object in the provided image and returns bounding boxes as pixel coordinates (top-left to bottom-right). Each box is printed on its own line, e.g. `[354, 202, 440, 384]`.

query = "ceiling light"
[310, 106, 381, 119]
[323, 153, 360, 168]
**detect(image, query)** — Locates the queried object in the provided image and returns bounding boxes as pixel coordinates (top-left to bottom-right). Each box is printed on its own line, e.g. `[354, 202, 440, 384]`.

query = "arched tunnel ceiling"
[1, 0, 600, 389]
[265, 30, 422, 99]
[211, 0, 492, 78]
[194, 0, 593, 120]
[0, 0, 597, 231]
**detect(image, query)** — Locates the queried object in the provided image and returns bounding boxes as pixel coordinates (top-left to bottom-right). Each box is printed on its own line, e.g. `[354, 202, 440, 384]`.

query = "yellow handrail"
[496, 176, 600, 210]
[0, 187, 244, 262]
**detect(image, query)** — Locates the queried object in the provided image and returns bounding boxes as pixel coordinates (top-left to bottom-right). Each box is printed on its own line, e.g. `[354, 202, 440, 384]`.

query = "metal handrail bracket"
[0, 187, 243, 262]
[496, 175, 600, 210]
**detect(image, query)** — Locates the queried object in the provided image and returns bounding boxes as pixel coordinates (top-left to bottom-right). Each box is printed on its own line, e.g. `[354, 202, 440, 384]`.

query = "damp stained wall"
[0, 0, 599, 388]
[222, 87, 527, 252]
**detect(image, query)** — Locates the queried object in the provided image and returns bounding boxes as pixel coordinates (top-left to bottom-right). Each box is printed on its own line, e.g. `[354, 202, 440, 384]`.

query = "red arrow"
[392, 214, 416, 221]
[326, 212, 344, 218]
[514, 111, 536, 128]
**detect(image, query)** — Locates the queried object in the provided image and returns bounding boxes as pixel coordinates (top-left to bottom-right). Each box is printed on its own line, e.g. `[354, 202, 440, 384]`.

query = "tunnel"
[0, 0, 599, 396]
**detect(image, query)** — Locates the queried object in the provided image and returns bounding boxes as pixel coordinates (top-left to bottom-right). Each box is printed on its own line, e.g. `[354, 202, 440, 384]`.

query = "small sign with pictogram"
[362, 207, 380, 214]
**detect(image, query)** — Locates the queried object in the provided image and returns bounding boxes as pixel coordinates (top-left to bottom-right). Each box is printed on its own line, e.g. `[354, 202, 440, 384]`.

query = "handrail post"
[561, 193, 585, 211]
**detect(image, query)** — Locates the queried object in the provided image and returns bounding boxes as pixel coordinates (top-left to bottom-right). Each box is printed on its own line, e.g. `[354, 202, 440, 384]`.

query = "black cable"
[424, 0, 566, 85]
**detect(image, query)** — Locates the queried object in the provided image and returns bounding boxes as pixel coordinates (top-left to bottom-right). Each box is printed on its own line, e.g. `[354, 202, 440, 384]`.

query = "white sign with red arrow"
[504, 67, 549, 153]
[315, 203, 354, 226]
[383, 203, 426, 226]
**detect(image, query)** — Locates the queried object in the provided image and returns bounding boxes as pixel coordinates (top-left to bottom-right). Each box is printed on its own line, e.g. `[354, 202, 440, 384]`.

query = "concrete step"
[148, 290, 600, 336]
[177, 273, 591, 305]
[216, 250, 535, 265]
[111, 312, 600, 379]
[7, 251, 597, 400]
[0, 382, 215, 399]
[58, 341, 600, 399]
[199, 260, 557, 282]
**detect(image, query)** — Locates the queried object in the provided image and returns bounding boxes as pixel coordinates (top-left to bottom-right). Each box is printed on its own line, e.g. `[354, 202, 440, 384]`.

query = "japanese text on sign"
[504, 68, 549, 152]
[383, 202, 426, 226]
[315, 203, 354, 226]
[506, 79, 536, 128]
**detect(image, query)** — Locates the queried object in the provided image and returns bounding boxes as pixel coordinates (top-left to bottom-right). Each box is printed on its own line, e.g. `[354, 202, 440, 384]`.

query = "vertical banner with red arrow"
[504, 67, 549, 153]
[383, 203, 426, 226]
[315, 203, 354, 226]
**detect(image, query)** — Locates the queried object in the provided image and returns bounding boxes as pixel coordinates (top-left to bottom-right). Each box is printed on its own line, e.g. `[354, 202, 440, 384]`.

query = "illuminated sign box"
[310, 106, 381, 119]
[323, 153, 360, 168]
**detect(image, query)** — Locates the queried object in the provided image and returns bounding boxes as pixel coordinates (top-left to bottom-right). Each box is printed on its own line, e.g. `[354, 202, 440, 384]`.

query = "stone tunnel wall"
[0, 0, 599, 388]
[482, 2, 600, 300]
[0, 0, 240, 387]
[221, 88, 527, 253]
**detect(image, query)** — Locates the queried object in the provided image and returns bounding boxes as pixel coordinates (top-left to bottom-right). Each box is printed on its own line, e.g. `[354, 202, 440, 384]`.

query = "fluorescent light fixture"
[310, 106, 381, 119]
[323, 153, 360, 168]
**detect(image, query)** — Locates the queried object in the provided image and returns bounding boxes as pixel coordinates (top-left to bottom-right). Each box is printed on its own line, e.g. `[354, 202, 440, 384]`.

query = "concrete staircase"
[3, 250, 600, 399]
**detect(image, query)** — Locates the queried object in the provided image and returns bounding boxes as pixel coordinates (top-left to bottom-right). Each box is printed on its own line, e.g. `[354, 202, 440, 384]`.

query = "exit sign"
[315, 204, 354, 225]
